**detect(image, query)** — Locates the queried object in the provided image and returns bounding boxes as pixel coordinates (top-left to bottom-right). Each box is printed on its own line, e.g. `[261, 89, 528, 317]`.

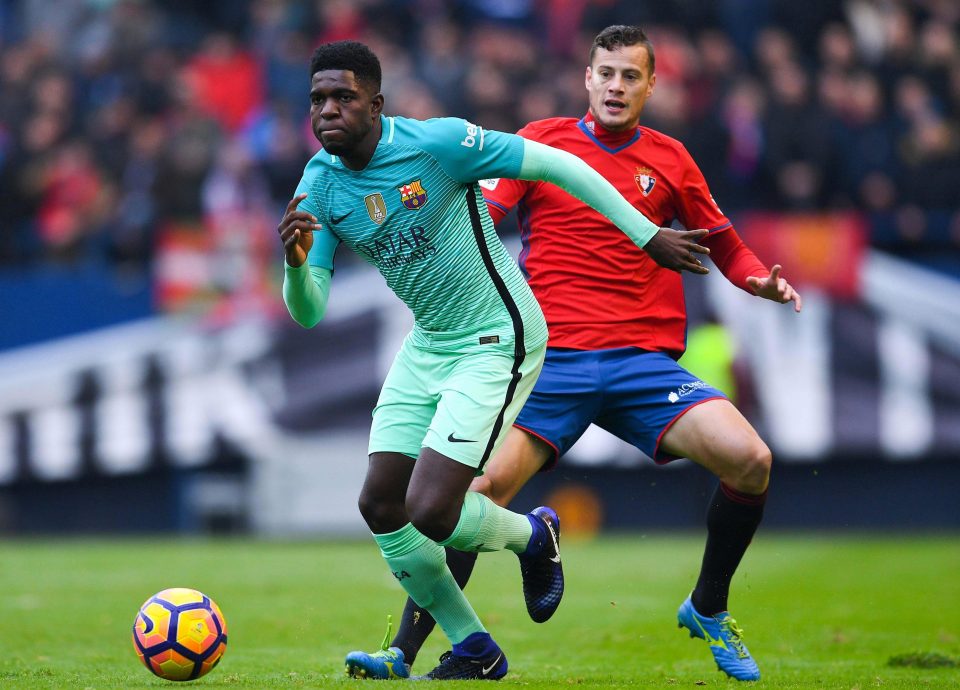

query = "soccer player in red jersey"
[346, 25, 800, 682]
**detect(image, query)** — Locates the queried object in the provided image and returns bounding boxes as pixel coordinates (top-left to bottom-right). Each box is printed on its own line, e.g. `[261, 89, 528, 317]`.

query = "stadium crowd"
[0, 0, 958, 290]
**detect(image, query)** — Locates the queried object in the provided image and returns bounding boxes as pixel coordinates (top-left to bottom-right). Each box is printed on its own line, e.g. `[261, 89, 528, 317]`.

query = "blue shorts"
[513, 347, 727, 467]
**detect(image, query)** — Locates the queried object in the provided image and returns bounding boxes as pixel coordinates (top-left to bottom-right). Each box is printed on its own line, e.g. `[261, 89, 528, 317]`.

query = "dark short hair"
[309, 40, 382, 91]
[590, 25, 655, 75]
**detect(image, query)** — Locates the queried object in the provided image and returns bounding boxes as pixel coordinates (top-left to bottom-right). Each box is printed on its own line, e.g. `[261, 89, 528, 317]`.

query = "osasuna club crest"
[398, 179, 428, 210]
[634, 166, 656, 196]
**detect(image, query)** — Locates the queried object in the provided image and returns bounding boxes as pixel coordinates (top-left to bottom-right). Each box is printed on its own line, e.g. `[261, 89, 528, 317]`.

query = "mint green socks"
[374, 523, 484, 645]
[439, 491, 533, 554]
[372, 494, 535, 645]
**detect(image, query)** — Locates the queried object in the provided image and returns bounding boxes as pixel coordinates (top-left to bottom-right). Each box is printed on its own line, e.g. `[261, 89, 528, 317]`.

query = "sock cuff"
[720, 482, 768, 506]
[452, 631, 497, 657]
[438, 491, 486, 548]
[374, 522, 431, 558]
[523, 513, 544, 554]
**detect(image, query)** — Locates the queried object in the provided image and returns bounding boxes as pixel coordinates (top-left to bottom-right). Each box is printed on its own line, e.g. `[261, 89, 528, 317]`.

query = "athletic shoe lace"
[426, 651, 468, 678]
[423, 649, 506, 680]
[374, 615, 394, 656]
[719, 617, 749, 658]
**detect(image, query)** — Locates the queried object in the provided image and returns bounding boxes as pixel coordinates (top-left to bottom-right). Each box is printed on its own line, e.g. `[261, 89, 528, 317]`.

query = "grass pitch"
[1, 533, 957, 689]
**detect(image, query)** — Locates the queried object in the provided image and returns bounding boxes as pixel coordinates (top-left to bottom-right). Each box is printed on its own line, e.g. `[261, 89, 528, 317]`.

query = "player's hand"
[643, 228, 710, 274]
[278, 193, 321, 267]
[746, 264, 802, 312]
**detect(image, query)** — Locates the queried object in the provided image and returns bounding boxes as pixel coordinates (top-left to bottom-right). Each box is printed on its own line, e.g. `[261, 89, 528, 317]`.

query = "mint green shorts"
[368, 335, 546, 470]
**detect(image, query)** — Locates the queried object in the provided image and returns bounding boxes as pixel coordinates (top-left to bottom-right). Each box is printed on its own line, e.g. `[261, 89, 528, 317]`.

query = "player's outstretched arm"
[643, 228, 711, 275]
[518, 139, 709, 273]
[745, 264, 802, 312]
[278, 193, 332, 327]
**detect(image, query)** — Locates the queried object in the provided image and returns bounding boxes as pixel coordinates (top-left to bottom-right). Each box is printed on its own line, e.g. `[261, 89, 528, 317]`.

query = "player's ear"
[584, 66, 592, 91]
[647, 72, 656, 97]
[370, 92, 384, 118]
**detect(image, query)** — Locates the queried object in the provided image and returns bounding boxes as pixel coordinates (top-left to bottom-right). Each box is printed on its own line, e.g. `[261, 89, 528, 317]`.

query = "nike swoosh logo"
[545, 519, 561, 563]
[447, 433, 476, 443]
[481, 654, 502, 676]
[330, 212, 351, 225]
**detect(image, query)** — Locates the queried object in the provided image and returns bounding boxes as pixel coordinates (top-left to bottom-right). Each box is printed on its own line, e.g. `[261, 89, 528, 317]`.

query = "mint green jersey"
[294, 115, 547, 353]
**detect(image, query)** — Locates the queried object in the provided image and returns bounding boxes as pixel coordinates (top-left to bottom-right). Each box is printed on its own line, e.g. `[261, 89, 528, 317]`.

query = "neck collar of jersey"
[578, 112, 641, 153]
[328, 115, 393, 170]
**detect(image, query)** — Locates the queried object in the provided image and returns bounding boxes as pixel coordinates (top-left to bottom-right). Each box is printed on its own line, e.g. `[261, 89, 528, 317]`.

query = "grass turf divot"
[888, 652, 960, 669]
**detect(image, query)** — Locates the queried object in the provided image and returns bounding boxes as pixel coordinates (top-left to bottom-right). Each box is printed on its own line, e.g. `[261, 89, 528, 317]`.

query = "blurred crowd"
[0, 0, 958, 301]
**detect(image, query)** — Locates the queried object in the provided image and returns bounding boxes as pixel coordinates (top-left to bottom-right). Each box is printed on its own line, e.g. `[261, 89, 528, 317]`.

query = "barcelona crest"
[398, 179, 428, 210]
[634, 166, 656, 196]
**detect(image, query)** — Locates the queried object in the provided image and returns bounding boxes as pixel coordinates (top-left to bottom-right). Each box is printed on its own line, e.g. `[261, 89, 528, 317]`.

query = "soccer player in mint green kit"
[278, 40, 711, 681]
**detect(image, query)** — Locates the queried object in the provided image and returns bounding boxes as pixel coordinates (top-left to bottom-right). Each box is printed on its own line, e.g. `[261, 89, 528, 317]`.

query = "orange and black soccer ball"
[132, 588, 228, 681]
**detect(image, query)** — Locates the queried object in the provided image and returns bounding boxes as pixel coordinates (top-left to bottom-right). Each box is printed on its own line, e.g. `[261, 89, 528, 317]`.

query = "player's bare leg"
[661, 399, 771, 496]
[353, 449, 509, 680]
[346, 453, 416, 679]
[469, 429, 553, 507]
[474, 434, 563, 623]
[351, 446, 560, 680]
[356, 452, 417, 534]
[661, 399, 768, 681]
[408, 446, 560, 598]
[404, 447, 481, 541]
[352, 430, 555, 675]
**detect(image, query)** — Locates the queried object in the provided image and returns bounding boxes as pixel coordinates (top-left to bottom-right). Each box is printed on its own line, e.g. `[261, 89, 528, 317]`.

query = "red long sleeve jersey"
[483, 114, 766, 358]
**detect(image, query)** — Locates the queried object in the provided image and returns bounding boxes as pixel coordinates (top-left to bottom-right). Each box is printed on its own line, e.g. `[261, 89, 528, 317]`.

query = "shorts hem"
[513, 423, 560, 472]
[368, 448, 420, 461]
[652, 395, 727, 464]
[421, 443, 485, 470]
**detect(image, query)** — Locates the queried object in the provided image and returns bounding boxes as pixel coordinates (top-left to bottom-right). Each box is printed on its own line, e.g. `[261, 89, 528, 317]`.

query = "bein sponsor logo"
[460, 121, 484, 150]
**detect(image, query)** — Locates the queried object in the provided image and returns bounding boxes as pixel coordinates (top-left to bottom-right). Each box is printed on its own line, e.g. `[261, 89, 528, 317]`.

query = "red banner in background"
[734, 212, 868, 299]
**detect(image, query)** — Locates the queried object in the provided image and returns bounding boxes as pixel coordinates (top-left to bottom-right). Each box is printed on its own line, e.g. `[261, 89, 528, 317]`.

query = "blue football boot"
[344, 615, 410, 680]
[517, 506, 564, 623]
[677, 595, 760, 681]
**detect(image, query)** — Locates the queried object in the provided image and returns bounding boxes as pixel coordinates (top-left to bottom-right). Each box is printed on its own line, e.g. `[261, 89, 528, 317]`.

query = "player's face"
[585, 44, 656, 132]
[310, 70, 383, 156]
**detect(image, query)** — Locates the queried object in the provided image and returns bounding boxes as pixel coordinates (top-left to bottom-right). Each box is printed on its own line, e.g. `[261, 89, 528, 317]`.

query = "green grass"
[1, 533, 958, 688]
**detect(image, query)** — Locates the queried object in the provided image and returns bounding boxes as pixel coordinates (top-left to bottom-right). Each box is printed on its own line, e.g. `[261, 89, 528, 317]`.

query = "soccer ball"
[132, 587, 228, 681]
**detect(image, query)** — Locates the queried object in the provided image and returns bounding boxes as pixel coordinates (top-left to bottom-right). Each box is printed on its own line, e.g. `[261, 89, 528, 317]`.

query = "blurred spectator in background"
[764, 57, 833, 209]
[34, 140, 112, 263]
[0, 0, 958, 324]
[182, 31, 264, 133]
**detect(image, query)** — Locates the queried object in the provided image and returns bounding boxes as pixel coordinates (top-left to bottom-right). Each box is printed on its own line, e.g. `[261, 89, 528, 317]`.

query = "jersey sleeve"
[417, 117, 525, 184]
[306, 224, 340, 270]
[480, 122, 539, 222]
[283, 263, 332, 328]
[292, 158, 340, 270]
[703, 226, 769, 292]
[673, 144, 732, 234]
[481, 177, 527, 223]
[670, 146, 767, 291]
[519, 138, 659, 247]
